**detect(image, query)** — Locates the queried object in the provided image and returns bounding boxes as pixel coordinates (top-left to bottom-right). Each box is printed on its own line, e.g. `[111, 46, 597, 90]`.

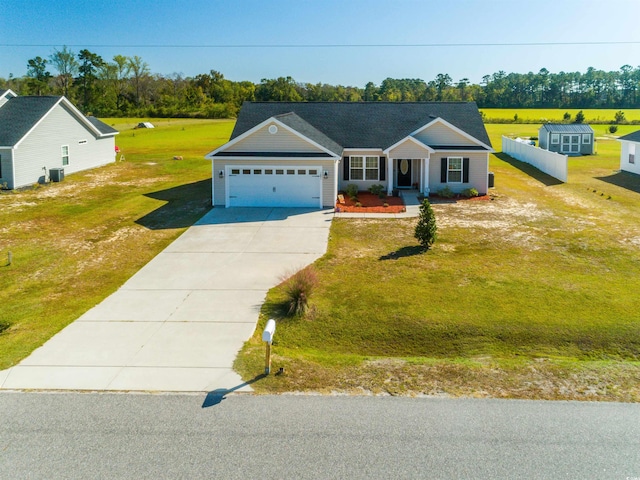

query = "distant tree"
[77, 49, 105, 112]
[574, 110, 585, 124]
[128, 55, 150, 106]
[614, 110, 626, 124]
[414, 199, 437, 250]
[49, 46, 78, 98]
[563, 112, 571, 121]
[26, 56, 51, 95]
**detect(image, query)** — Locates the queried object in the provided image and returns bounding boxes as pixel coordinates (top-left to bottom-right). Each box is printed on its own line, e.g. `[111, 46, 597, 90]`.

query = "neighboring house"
[206, 102, 493, 208]
[538, 124, 595, 155]
[0, 91, 118, 189]
[617, 130, 640, 176]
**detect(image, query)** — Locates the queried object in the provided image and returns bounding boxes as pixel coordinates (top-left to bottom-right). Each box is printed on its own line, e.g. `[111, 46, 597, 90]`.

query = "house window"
[61, 145, 69, 166]
[551, 134, 560, 144]
[365, 156, 379, 180]
[582, 134, 590, 144]
[630, 144, 636, 164]
[447, 157, 463, 183]
[349, 155, 379, 181]
[350, 156, 364, 180]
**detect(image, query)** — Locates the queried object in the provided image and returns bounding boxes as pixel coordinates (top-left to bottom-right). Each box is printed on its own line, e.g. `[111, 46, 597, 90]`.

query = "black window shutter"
[343, 157, 349, 181]
[440, 158, 447, 183]
[463, 158, 470, 183]
[379, 157, 386, 181]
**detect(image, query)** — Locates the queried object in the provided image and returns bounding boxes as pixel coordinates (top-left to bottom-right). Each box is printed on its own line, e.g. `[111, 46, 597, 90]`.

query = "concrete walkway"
[0, 208, 333, 393]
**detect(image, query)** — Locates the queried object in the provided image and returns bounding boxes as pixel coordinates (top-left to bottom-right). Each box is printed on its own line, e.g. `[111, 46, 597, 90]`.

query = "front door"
[397, 159, 412, 187]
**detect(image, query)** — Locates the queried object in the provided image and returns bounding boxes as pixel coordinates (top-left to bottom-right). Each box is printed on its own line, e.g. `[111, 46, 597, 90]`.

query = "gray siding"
[429, 151, 489, 195]
[213, 158, 337, 207]
[13, 104, 115, 188]
[538, 127, 549, 149]
[414, 122, 477, 146]
[0, 149, 13, 189]
[227, 123, 326, 153]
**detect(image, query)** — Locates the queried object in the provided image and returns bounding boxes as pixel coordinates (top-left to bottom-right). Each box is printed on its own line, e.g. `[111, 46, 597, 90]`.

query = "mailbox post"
[262, 319, 276, 374]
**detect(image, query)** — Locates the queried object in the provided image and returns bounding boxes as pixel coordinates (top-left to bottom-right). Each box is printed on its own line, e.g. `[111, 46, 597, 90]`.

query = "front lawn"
[236, 125, 640, 401]
[0, 118, 234, 369]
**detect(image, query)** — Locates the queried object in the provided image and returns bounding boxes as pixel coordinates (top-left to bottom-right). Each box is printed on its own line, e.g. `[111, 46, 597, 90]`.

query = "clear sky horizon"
[2, 0, 640, 87]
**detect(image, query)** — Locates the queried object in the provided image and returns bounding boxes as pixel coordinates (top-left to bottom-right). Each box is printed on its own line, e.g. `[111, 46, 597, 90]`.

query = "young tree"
[574, 110, 585, 124]
[414, 199, 437, 250]
[49, 46, 78, 98]
[26, 56, 51, 95]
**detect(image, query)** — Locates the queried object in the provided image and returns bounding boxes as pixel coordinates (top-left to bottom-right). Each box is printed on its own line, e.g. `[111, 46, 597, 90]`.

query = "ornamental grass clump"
[414, 199, 437, 250]
[282, 266, 318, 316]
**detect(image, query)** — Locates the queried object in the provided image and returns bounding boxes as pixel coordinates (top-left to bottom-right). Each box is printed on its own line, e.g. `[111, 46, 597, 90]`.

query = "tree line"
[2, 46, 640, 118]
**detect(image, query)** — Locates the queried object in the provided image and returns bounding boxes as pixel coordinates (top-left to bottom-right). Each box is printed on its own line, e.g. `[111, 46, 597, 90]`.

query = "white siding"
[620, 141, 640, 175]
[428, 151, 489, 195]
[227, 123, 326, 153]
[414, 122, 476, 146]
[13, 104, 115, 189]
[213, 158, 337, 207]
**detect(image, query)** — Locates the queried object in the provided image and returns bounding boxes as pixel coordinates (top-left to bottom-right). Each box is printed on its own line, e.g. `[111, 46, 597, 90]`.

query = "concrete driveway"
[0, 208, 333, 392]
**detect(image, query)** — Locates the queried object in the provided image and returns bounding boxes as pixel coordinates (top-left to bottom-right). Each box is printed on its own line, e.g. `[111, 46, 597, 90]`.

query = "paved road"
[0, 208, 332, 392]
[1, 393, 638, 479]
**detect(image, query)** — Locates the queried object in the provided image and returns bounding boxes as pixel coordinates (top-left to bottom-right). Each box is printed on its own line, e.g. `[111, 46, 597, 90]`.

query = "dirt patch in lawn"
[336, 192, 406, 213]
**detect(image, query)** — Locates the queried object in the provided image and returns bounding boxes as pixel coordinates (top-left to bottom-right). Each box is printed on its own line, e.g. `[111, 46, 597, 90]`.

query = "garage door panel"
[227, 166, 321, 208]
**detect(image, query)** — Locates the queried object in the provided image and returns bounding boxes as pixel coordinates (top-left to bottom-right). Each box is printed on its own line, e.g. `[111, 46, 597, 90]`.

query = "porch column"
[422, 157, 430, 197]
[387, 157, 394, 195]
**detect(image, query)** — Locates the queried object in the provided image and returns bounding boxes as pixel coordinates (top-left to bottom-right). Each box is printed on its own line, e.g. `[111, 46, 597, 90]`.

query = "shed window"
[447, 157, 463, 183]
[551, 134, 560, 144]
[61, 145, 69, 166]
[582, 134, 590, 144]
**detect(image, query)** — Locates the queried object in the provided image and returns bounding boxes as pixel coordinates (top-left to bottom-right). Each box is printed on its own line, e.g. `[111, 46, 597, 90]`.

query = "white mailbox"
[262, 319, 276, 344]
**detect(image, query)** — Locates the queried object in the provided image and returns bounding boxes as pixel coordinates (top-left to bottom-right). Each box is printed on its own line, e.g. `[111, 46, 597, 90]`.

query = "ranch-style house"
[206, 102, 493, 208]
[0, 89, 118, 190]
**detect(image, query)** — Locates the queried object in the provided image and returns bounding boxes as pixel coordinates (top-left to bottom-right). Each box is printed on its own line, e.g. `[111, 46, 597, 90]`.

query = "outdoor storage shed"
[538, 124, 595, 155]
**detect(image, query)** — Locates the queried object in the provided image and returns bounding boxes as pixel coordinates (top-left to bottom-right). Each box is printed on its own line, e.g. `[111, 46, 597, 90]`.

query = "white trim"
[61, 144, 69, 166]
[209, 155, 333, 162]
[206, 116, 341, 160]
[446, 156, 464, 184]
[409, 117, 494, 152]
[342, 148, 383, 152]
[383, 135, 434, 155]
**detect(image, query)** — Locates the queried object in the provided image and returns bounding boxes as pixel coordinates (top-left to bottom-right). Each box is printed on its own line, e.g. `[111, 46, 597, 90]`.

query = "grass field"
[235, 118, 640, 401]
[2, 113, 639, 401]
[481, 108, 640, 124]
[0, 118, 234, 369]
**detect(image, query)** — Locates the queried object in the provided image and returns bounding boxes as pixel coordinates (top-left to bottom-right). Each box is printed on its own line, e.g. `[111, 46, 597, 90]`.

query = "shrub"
[436, 186, 455, 198]
[609, 125, 618, 134]
[281, 266, 318, 316]
[346, 184, 359, 200]
[414, 199, 437, 250]
[461, 187, 479, 198]
[368, 184, 385, 198]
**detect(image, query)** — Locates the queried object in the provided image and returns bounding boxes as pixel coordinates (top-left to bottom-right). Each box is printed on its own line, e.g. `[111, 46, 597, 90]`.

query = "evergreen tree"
[415, 199, 437, 250]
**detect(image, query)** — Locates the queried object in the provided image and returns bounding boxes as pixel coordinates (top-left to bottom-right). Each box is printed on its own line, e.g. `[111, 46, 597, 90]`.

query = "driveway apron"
[0, 208, 333, 392]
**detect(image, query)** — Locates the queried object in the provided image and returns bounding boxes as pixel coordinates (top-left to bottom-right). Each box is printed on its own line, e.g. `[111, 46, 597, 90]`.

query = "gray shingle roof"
[0, 96, 61, 146]
[87, 116, 119, 135]
[231, 102, 491, 151]
[274, 112, 342, 155]
[617, 130, 640, 142]
[540, 124, 594, 133]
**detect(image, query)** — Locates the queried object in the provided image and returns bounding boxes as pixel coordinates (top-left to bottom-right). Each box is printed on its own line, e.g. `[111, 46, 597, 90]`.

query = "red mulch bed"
[336, 192, 406, 213]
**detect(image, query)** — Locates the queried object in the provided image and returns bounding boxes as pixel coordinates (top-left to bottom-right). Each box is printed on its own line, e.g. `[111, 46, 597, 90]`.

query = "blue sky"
[2, 0, 640, 86]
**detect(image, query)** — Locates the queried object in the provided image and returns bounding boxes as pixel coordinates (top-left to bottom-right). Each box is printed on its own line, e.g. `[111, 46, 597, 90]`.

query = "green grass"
[481, 108, 640, 124]
[0, 118, 234, 369]
[235, 120, 640, 400]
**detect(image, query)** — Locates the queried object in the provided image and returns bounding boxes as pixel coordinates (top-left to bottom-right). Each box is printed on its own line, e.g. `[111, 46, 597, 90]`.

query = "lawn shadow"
[595, 170, 640, 194]
[135, 179, 212, 230]
[202, 374, 267, 408]
[379, 245, 424, 261]
[495, 152, 564, 187]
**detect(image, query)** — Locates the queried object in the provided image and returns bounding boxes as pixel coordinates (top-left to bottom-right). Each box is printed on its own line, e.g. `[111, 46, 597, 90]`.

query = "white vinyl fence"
[502, 136, 568, 183]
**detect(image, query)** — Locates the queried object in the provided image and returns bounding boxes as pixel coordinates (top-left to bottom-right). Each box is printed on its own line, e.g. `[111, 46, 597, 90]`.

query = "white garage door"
[227, 166, 322, 207]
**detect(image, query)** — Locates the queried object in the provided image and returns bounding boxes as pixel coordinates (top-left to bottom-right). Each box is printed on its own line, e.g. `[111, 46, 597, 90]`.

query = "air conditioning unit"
[50, 168, 65, 182]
